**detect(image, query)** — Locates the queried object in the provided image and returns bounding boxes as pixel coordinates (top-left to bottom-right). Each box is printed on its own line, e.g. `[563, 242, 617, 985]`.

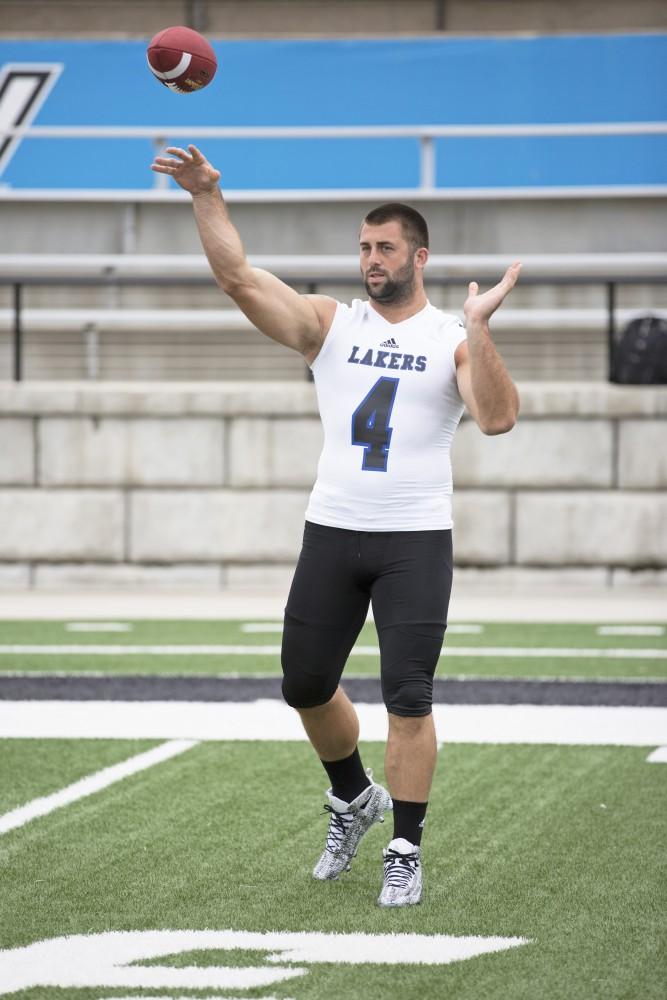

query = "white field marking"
[2, 670, 666, 686]
[241, 623, 484, 634]
[0, 929, 531, 994]
[1, 669, 665, 685]
[646, 746, 667, 763]
[65, 622, 132, 632]
[597, 625, 665, 636]
[99, 997, 291, 1000]
[0, 739, 197, 836]
[2, 701, 666, 747]
[1, 643, 665, 659]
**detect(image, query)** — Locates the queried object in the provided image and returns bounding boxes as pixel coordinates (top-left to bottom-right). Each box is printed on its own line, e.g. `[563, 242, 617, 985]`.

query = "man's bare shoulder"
[300, 295, 341, 366]
[303, 294, 339, 336]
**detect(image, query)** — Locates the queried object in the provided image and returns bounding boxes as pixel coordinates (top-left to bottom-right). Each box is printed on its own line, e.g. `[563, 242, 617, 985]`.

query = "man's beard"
[364, 260, 416, 304]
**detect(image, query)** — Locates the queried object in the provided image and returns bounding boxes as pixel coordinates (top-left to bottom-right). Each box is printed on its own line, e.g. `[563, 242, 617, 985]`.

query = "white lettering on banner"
[0, 64, 63, 176]
[0, 929, 531, 993]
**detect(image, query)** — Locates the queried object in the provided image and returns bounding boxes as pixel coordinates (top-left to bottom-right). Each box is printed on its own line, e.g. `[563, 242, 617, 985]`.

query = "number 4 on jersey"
[351, 376, 399, 472]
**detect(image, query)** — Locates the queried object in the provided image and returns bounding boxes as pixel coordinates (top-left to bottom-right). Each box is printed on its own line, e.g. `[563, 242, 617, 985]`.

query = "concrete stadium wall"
[3, 0, 666, 36]
[0, 381, 665, 591]
[4, 196, 666, 257]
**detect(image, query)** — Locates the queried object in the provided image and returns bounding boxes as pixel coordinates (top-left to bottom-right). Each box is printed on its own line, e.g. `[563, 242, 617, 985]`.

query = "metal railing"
[1, 252, 666, 382]
[3, 121, 666, 192]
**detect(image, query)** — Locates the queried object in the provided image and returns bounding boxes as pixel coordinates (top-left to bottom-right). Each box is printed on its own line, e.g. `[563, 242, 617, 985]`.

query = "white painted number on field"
[0, 929, 531, 994]
[99, 996, 291, 1000]
[646, 746, 667, 763]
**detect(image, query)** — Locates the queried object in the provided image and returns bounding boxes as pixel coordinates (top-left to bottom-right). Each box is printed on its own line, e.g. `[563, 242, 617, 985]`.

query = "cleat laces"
[383, 847, 420, 889]
[322, 804, 354, 854]
[313, 778, 392, 881]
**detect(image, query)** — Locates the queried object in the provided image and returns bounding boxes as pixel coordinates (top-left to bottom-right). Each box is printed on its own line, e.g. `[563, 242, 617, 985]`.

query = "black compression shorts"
[281, 520, 453, 717]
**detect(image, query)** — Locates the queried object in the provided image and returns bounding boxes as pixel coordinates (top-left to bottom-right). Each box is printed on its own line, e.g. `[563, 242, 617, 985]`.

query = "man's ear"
[414, 247, 429, 270]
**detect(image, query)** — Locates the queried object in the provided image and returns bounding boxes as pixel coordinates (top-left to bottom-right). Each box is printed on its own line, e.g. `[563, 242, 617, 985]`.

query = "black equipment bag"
[611, 314, 667, 385]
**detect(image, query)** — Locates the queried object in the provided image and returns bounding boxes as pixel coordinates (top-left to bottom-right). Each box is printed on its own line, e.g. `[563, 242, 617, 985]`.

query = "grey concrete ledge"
[1, 381, 666, 418]
[1, 562, 665, 594]
[0, 382, 319, 417]
[513, 382, 667, 417]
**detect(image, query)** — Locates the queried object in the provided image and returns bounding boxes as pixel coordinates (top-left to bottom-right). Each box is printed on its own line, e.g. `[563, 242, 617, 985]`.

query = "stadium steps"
[2, 307, 664, 381]
[1, 306, 663, 333]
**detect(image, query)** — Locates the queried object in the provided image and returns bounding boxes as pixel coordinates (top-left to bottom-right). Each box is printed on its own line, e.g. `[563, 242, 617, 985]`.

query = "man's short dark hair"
[362, 203, 429, 252]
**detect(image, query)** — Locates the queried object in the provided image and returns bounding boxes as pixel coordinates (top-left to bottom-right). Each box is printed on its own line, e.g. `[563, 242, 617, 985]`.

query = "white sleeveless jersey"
[305, 298, 467, 531]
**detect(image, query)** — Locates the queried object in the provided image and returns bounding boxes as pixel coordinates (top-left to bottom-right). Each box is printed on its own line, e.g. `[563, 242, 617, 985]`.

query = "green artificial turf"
[1, 619, 666, 648]
[0, 739, 158, 815]
[1, 740, 665, 999]
[0, 620, 665, 680]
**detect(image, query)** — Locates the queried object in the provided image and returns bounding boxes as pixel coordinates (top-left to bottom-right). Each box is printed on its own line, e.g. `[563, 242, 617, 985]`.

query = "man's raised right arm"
[151, 145, 335, 361]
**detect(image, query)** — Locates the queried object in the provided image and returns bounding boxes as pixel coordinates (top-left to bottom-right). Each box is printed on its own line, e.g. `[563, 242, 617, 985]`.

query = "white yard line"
[597, 625, 665, 636]
[241, 623, 284, 632]
[0, 739, 198, 836]
[241, 623, 484, 634]
[65, 623, 133, 632]
[1, 701, 665, 747]
[646, 746, 667, 763]
[0, 644, 665, 659]
[0, 670, 665, 683]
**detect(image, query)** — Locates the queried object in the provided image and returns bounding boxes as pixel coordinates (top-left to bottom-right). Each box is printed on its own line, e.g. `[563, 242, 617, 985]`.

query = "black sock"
[321, 748, 371, 804]
[392, 799, 428, 847]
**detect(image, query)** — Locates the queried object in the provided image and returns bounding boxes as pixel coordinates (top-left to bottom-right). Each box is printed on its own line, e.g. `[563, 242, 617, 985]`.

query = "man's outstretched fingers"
[165, 146, 190, 160]
[504, 261, 522, 286]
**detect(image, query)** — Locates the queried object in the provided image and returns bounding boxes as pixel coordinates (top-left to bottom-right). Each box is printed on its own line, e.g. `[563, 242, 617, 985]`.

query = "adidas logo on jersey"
[380, 337, 400, 349]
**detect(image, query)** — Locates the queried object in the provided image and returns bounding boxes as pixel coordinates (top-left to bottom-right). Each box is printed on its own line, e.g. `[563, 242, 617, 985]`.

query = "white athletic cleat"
[378, 837, 423, 907]
[312, 772, 393, 881]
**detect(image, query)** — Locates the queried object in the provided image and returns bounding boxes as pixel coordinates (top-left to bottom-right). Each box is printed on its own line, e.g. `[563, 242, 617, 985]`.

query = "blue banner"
[0, 34, 665, 189]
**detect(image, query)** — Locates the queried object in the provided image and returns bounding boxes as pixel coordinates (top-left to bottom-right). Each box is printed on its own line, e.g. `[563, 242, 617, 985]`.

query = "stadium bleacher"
[2, 253, 666, 380]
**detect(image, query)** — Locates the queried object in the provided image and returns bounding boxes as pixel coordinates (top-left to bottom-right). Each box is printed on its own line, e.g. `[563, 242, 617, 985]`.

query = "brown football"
[147, 25, 217, 94]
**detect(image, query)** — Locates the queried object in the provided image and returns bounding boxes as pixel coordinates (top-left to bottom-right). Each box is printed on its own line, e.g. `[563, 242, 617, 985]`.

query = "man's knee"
[281, 613, 339, 709]
[380, 622, 444, 717]
[383, 678, 434, 717]
[281, 673, 337, 710]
